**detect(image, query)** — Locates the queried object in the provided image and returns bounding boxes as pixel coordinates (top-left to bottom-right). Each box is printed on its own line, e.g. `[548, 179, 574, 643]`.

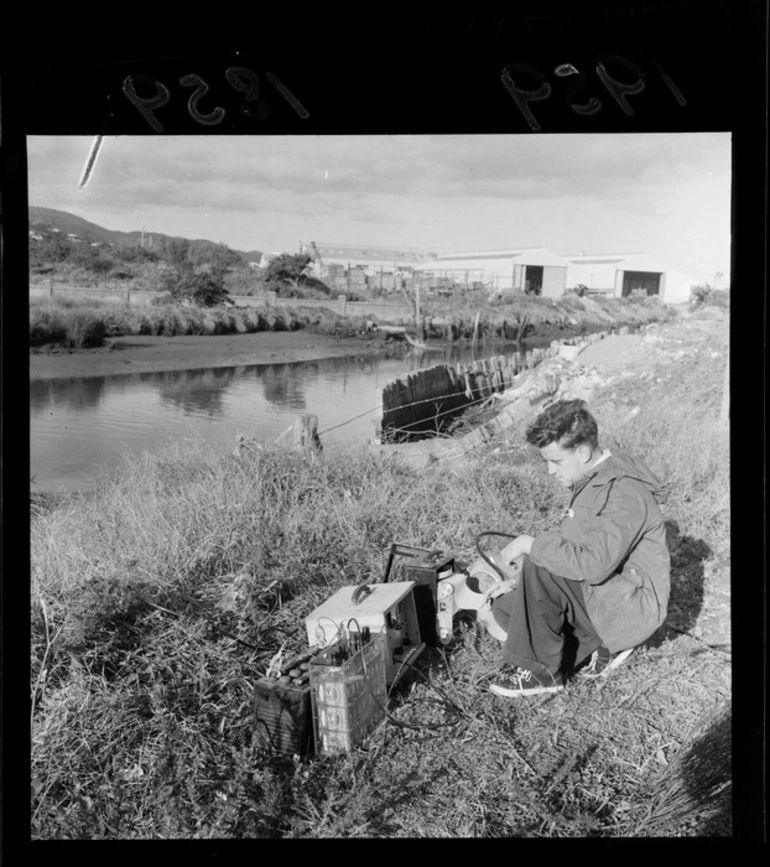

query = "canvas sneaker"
[489, 666, 564, 698]
[578, 646, 634, 679]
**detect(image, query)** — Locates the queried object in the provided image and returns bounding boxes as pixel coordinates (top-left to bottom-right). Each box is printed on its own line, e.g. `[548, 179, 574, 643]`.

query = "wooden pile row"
[380, 344, 558, 441]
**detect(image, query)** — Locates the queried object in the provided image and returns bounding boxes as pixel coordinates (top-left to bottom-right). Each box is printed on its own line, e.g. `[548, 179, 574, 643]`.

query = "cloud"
[26, 133, 730, 281]
[28, 133, 729, 214]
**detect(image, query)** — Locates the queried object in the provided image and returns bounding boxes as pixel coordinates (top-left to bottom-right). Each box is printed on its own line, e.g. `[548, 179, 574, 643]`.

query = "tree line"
[30, 231, 333, 307]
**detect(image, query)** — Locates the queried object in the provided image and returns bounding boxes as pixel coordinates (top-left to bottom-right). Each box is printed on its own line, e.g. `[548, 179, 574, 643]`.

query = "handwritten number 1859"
[122, 67, 307, 132]
[224, 67, 270, 120]
[179, 73, 226, 126]
[501, 55, 686, 131]
[122, 74, 171, 133]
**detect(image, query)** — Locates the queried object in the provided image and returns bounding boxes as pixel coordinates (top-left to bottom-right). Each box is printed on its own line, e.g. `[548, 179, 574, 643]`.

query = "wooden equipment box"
[310, 631, 388, 754]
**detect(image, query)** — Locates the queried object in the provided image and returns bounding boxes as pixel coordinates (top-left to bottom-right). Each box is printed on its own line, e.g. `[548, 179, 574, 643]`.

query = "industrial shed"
[411, 247, 568, 297]
[300, 242, 436, 273]
[566, 253, 697, 304]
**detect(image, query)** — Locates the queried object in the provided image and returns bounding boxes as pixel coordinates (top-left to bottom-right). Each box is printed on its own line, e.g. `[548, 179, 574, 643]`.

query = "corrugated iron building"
[299, 242, 437, 291]
[565, 253, 697, 304]
[412, 247, 568, 296]
[301, 242, 436, 272]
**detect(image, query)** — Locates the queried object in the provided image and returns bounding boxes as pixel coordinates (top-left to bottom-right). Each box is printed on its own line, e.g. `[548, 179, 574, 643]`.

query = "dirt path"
[576, 307, 728, 374]
[29, 330, 387, 381]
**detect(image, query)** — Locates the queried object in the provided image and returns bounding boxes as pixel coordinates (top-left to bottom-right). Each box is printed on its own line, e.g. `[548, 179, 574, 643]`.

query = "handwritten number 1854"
[122, 67, 307, 132]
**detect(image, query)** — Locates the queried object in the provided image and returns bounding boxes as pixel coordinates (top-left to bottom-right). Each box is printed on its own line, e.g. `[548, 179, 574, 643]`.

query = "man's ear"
[578, 444, 592, 463]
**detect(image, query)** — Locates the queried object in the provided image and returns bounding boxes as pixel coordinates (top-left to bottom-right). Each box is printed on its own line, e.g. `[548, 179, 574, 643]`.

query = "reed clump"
[29, 296, 317, 347]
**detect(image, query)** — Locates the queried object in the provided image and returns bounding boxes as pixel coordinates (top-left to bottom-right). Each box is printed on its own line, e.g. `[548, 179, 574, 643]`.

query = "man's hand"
[500, 534, 534, 565]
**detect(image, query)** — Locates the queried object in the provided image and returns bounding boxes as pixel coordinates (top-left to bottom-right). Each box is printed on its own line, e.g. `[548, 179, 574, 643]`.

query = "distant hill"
[28, 206, 263, 262]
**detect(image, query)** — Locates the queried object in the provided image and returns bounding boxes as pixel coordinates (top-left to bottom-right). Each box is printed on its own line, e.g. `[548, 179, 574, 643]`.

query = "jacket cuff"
[528, 532, 563, 573]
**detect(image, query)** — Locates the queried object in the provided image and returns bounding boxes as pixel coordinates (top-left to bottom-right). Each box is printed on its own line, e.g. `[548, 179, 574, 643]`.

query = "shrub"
[690, 285, 730, 309]
[65, 311, 108, 348]
[116, 245, 160, 264]
[30, 308, 67, 346]
[158, 266, 234, 308]
[90, 256, 115, 274]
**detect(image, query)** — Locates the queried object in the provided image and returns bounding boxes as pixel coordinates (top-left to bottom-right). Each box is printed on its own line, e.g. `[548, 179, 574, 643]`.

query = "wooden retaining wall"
[380, 330, 613, 442]
[380, 347, 552, 441]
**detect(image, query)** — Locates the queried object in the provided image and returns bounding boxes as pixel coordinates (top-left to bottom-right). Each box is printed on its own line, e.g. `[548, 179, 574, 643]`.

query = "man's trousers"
[491, 556, 603, 678]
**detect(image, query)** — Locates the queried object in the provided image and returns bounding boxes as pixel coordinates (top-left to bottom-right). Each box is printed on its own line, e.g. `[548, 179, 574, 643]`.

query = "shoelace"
[503, 667, 532, 684]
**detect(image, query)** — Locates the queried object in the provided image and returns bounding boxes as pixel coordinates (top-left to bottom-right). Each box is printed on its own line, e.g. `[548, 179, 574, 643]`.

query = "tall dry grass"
[419, 293, 676, 334]
[28, 296, 314, 346]
[30, 293, 677, 350]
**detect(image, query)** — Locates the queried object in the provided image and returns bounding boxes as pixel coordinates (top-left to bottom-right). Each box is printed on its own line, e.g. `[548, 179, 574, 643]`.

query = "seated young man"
[486, 399, 670, 698]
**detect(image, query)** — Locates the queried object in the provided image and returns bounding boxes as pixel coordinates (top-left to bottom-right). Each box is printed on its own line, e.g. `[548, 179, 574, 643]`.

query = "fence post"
[49, 275, 54, 298]
[338, 294, 347, 316]
[719, 352, 729, 424]
[124, 286, 131, 306]
[268, 291, 277, 306]
[291, 413, 322, 453]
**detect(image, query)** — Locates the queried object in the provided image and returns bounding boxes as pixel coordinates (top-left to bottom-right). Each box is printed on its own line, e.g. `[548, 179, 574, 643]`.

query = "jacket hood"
[583, 449, 669, 505]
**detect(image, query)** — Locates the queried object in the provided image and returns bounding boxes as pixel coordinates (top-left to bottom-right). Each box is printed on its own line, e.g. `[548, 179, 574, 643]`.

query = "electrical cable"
[358, 630, 468, 732]
[474, 531, 520, 584]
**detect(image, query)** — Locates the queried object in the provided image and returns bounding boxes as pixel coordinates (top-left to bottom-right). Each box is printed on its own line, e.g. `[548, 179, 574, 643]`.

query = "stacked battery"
[253, 652, 315, 757]
[310, 631, 388, 754]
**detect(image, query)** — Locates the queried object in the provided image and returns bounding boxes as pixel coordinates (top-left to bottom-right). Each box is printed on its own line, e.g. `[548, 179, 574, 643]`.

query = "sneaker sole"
[489, 683, 564, 697]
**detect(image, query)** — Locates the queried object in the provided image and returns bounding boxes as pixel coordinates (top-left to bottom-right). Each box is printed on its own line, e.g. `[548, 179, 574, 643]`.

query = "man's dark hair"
[525, 399, 599, 450]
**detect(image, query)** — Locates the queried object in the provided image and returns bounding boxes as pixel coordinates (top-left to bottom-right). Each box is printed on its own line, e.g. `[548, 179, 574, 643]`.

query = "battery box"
[253, 650, 316, 757]
[310, 631, 388, 754]
[305, 581, 425, 686]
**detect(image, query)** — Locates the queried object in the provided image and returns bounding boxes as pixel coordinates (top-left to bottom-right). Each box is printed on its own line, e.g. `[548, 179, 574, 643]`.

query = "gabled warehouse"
[412, 247, 568, 296]
[565, 253, 697, 304]
[300, 242, 437, 273]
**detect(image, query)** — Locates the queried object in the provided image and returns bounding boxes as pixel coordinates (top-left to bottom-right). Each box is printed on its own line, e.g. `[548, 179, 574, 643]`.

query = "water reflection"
[156, 367, 236, 417]
[30, 376, 109, 413]
[258, 364, 307, 410]
[30, 343, 527, 492]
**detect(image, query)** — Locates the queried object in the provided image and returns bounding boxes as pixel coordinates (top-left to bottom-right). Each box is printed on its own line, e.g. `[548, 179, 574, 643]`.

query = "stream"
[31, 342, 535, 493]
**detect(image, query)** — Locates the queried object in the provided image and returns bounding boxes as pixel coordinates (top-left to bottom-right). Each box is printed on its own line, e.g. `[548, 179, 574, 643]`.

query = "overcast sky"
[27, 133, 731, 285]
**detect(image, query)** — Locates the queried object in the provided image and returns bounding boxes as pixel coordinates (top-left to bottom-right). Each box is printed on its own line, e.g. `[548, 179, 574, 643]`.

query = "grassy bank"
[29, 293, 677, 351]
[418, 293, 678, 340]
[30, 315, 730, 838]
[29, 295, 371, 349]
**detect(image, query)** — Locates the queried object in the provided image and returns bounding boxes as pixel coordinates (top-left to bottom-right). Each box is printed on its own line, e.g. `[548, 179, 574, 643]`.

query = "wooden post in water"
[413, 273, 424, 341]
[292, 414, 322, 453]
[124, 286, 131, 306]
[49, 275, 54, 298]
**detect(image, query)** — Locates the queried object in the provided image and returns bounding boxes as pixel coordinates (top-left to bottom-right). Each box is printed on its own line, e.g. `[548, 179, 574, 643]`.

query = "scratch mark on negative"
[79, 135, 105, 189]
[266, 72, 310, 119]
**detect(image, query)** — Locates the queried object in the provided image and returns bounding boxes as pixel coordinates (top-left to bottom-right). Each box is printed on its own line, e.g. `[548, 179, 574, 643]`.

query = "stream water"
[31, 343, 530, 493]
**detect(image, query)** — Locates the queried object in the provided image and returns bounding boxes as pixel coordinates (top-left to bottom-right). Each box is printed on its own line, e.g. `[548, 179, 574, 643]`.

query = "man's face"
[539, 440, 593, 488]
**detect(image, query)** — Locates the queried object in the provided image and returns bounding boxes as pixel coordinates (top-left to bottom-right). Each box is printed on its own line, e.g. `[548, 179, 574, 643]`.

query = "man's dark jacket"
[529, 450, 670, 652]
